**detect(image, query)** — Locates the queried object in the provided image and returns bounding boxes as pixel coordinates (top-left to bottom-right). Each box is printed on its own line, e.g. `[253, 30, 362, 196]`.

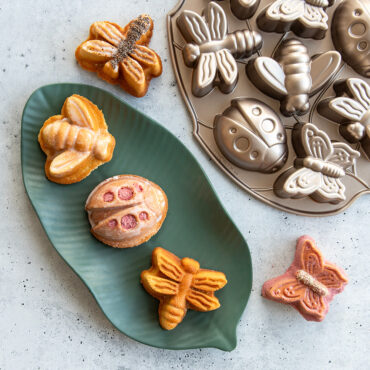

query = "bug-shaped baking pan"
[168, 0, 370, 216]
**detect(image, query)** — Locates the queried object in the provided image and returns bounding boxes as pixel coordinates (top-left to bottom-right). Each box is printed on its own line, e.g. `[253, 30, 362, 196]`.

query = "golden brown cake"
[141, 247, 227, 330]
[75, 15, 162, 97]
[38, 94, 115, 184]
[86, 175, 168, 248]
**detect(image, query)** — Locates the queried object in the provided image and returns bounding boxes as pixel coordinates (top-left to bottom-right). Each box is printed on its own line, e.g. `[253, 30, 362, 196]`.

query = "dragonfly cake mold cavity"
[176, 1, 263, 97]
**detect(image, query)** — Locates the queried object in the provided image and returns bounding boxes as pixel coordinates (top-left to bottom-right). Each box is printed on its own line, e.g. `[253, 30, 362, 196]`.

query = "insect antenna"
[271, 32, 289, 58]
[292, 114, 301, 125]
[173, 41, 184, 50]
[309, 63, 345, 123]
[197, 119, 214, 129]
[345, 170, 369, 189]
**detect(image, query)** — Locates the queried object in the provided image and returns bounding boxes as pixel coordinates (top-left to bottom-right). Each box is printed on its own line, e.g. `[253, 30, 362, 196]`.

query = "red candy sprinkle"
[139, 212, 149, 221]
[108, 219, 117, 228]
[134, 183, 143, 192]
[103, 191, 114, 202]
[118, 186, 134, 200]
[121, 214, 137, 229]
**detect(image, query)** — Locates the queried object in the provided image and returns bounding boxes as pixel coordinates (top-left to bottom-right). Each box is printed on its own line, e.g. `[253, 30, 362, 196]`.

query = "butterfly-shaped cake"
[262, 235, 348, 321]
[274, 123, 360, 203]
[141, 247, 227, 330]
[257, 0, 335, 40]
[318, 78, 370, 160]
[75, 15, 162, 97]
[177, 1, 262, 97]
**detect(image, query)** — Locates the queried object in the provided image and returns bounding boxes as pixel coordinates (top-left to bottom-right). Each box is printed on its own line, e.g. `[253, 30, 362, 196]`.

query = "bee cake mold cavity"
[246, 38, 341, 117]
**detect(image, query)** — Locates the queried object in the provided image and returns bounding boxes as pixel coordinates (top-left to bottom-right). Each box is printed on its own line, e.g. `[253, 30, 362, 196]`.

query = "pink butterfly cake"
[262, 235, 348, 321]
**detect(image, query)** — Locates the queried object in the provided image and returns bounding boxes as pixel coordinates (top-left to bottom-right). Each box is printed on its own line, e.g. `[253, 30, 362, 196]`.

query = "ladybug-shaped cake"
[86, 174, 168, 248]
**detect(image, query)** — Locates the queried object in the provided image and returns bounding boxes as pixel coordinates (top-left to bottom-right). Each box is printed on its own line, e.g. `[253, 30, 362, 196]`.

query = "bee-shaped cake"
[141, 247, 227, 330]
[38, 95, 116, 184]
[85, 175, 168, 248]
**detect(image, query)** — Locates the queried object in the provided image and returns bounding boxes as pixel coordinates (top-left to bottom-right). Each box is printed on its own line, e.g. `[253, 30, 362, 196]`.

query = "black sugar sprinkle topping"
[112, 15, 150, 66]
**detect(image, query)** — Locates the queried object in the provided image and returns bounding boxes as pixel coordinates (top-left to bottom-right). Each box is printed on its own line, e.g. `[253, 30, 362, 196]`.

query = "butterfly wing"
[206, 2, 227, 41]
[49, 151, 90, 177]
[299, 123, 333, 160]
[298, 236, 324, 274]
[263, 277, 306, 304]
[192, 52, 217, 96]
[215, 49, 238, 93]
[264, 0, 304, 23]
[275, 167, 321, 198]
[312, 176, 346, 203]
[299, 3, 328, 31]
[177, 9, 211, 44]
[151, 247, 185, 282]
[246, 57, 287, 98]
[328, 142, 360, 170]
[316, 263, 348, 292]
[299, 289, 326, 321]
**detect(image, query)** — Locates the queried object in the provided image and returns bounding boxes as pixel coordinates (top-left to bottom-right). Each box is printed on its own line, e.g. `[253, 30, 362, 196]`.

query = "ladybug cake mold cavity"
[214, 98, 288, 173]
[262, 235, 348, 322]
[331, 0, 370, 78]
[85, 175, 168, 248]
[217, 0, 261, 20]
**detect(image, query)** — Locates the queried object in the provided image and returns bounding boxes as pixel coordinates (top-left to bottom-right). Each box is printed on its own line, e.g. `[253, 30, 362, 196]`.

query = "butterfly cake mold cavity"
[214, 98, 288, 173]
[141, 247, 227, 330]
[318, 78, 370, 160]
[216, 0, 261, 20]
[75, 15, 162, 97]
[176, 1, 263, 97]
[262, 235, 348, 321]
[246, 38, 341, 117]
[38, 94, 116, 184]
[331, 0, 370, 78]
[257, 0, 336, 40]
[85, 175, 168, 248]
[274, 122, 360, 203]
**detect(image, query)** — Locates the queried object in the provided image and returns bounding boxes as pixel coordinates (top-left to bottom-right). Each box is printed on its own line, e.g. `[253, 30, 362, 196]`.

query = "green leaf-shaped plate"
[21, 83, 252, 351]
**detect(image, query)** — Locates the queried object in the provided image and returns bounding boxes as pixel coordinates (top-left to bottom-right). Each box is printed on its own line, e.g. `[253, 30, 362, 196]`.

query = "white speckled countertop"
[0, 1, 369, 369]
